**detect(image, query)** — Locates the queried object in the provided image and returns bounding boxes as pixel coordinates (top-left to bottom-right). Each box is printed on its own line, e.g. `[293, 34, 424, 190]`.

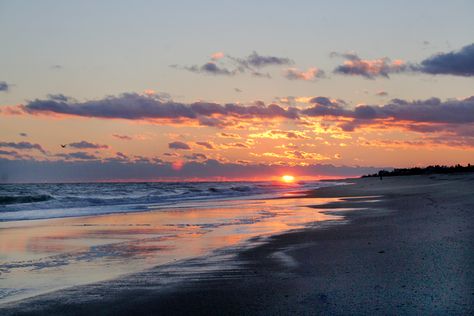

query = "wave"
[0, 181, 340, 221]
[0, 194, 54, 205]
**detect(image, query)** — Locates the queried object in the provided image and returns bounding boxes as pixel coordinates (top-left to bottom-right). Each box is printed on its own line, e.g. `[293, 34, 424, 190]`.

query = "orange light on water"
[281, 175, 295, 183]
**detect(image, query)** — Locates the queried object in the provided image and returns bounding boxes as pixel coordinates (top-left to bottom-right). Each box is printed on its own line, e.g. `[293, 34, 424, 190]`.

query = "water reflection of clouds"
[0, 196, 363, 304]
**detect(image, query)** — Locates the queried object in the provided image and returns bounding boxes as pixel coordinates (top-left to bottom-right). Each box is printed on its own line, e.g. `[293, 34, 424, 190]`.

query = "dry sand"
[1, 173, 473, 315]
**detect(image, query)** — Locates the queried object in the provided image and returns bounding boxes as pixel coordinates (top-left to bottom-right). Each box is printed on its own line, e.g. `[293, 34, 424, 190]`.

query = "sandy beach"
[1, 173, 473, 315]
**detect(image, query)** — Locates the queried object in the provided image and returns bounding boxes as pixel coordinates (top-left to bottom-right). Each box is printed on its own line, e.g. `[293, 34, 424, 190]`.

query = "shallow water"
[0, 193, 356, 304]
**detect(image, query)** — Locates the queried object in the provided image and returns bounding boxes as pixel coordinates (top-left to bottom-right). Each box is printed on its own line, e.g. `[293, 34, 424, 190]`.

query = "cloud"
[0, 158, 383, 182]
[333, 52, 408, 79]
[184, 153, 207, 160]
[0, 141, 46, 154]
[168, 141, 191, 150]
[218, 132, 241, 139]
[56, 151, 99, 160]
[12, 92, 474, 144]
[195, 141, 214, 149]
[180, 62, 235, 76]
[0, 81, 9, 92]
[20, 93, 299, 126]
[283, 67, 325, 81]
[416, 43, 474, 76]
[237, 51, 293, 68]
[68, 141, 109, 149]
[301, 97, 350, 117]
[0, 149, 20, 158]
[336, 97, 474, 136]
[355, 97, 474, 124]
[112, 134, 133, 140]
[174, 51, 294, 78]
[19, 133, 28, 137]
[250, 129, 309, 140]
[211, 52, 225, 60]
[223, 142, 250, 149]
[285, 150, 330, 160]
[254, 150, 330, 161]
[234, 88, 242, 93]
[103, 152, 130, 163]
[375, 91, 388, 97]
[163, 152, 179, 157]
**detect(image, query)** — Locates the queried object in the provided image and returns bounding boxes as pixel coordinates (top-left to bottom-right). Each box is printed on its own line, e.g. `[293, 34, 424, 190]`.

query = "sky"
[1, 0, 473, 182]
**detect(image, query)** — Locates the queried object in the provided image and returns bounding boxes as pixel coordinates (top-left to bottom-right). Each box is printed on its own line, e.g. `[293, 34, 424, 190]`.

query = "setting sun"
[281, 175, 295, 183]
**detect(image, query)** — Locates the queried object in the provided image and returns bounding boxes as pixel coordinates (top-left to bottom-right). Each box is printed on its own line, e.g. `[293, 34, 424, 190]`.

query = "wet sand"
[1, 173, 473, 315]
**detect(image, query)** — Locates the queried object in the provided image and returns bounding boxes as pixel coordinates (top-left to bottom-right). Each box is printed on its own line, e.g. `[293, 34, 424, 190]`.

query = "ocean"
[0, 180, 338, 221]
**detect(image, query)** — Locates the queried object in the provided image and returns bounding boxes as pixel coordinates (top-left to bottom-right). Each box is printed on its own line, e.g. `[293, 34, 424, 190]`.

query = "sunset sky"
[1, 0, 473, 182]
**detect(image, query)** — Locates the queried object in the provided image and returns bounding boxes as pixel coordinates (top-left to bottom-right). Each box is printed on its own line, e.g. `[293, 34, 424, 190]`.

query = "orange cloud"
[211, 52, 225, 60]
[284, 67, 325, 81]
[249, 129, 309, 140]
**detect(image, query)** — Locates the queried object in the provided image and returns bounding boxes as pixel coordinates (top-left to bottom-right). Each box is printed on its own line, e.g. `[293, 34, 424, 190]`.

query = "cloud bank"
[416, 43, 474, 76]
[0, 158, 382, 183]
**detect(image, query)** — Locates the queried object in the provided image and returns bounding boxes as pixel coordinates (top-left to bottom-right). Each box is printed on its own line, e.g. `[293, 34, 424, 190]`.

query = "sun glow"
[281, 175, 295, 183]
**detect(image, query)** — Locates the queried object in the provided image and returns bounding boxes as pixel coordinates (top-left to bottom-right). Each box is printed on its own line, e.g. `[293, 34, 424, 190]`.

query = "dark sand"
[1, 174, 473, 315]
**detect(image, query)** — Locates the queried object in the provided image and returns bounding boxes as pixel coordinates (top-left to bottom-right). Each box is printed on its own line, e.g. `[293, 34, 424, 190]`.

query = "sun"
[281, 175, 295, 183]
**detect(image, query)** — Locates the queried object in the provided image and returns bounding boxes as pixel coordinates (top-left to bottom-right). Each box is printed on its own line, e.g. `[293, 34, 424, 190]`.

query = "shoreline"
[1, 173, 473, 314]
[0, 183, 349, 306]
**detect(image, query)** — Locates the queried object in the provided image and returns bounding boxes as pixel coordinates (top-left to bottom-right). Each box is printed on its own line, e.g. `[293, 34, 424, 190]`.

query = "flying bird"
[60, 144, 67, 148]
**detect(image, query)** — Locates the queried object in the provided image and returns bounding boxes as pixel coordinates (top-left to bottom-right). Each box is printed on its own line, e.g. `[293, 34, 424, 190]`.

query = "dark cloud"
[224, 142, 250, 148]
[116, 152, 128, 159]
[234, 88, 242, 93]
[0, 158, 383, 183]
[112, 134, 132, 140]
[236, 51, 293, 68]
[19, 133, 28, 137]
[46, 94, 71, 102]
[179, 62, 235, 76]
[219, 132, 241, 139]
[332, 52, 408, 79]
[184, 153, 207, 160]
[302, 98, 350, 117]
[338, 97, 474, 133]
[361, 97, 474, 124]
[0, 141, 46, 154]
[0, 149, 20, 157]
[416, 43, 474, 76]
[168, 141, 191, 150]
[195, 141, 214, 149]
[174, 51, 293, 78]
[375, 91, 388, 97]
[354, 105, 377, 119]
[22, 93, 299, 125]
[56, 151, 98, 160]
[68, 141, 109, 149]
[163, 152, 179, 157]
[0, 81, 9, 92]
[104, 152, 130, 163]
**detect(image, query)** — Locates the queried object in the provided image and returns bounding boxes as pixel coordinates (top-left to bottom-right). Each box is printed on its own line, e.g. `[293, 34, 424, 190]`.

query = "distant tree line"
[362, 164, 474, 178]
